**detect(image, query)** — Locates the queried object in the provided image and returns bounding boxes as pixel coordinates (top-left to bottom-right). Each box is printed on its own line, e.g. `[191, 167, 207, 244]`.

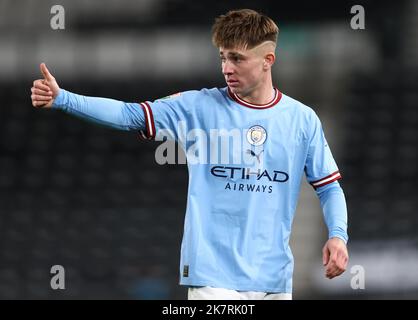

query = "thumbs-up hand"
[31, 63, 60, 108]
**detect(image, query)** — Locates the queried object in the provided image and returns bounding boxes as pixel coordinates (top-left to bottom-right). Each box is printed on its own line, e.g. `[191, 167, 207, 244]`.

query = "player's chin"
[227, 85, 242, 94]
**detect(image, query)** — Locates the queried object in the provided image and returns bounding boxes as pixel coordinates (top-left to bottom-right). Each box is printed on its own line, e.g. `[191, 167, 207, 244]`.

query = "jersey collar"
[227, 87, 282, 109]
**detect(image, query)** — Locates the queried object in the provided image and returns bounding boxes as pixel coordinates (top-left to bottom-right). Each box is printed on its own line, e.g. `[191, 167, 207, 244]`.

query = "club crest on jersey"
[247, 125, 267, 146]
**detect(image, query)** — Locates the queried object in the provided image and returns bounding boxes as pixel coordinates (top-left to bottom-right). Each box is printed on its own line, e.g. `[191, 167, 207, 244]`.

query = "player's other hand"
[31, 63, 60, 108]
[322, 237, 349, 279]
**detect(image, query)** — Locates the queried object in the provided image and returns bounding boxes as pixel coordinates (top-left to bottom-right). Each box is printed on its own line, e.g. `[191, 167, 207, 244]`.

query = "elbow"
[316, 180, 344, 200]
[121, 102, 146, 131]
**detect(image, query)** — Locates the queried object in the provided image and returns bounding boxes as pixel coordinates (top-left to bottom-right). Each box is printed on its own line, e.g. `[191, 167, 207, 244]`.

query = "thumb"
[40, 63, 54, 80]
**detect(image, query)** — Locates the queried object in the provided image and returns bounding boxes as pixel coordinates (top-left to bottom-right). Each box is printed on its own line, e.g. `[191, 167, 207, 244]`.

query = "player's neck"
[237, 81, 275, 105]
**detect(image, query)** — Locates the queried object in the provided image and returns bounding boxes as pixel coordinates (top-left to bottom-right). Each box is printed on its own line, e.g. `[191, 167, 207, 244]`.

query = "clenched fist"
[322, 237, 349, 279]
[31, 63, 60, 108]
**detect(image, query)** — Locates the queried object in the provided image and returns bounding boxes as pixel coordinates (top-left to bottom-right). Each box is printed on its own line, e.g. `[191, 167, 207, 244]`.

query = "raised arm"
[31, 63, 145, 131]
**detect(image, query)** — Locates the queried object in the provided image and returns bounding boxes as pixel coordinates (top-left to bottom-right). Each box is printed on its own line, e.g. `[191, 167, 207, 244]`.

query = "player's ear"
[263, 53, 275, 70]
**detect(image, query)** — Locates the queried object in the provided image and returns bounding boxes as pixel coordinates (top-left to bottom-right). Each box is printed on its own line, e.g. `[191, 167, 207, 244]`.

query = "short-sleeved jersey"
[138, 87, 342, 293]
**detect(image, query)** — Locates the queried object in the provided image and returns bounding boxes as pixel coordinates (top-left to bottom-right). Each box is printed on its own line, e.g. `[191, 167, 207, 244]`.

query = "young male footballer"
[31, 9, 348, 300]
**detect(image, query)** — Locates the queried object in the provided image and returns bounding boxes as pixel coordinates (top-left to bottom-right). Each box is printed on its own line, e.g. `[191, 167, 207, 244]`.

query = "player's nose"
[222, 61, 234, 75]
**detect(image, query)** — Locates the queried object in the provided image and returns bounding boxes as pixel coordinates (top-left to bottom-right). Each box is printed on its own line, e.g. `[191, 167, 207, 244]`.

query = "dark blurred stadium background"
[0, 0, 417, 299]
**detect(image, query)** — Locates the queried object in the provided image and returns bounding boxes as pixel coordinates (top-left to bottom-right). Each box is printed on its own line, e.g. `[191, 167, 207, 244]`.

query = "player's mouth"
[227, 80, 239, 87]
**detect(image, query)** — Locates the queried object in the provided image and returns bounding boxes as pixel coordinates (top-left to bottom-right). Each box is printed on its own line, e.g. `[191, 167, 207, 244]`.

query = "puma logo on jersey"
[246, 149, 264, 163]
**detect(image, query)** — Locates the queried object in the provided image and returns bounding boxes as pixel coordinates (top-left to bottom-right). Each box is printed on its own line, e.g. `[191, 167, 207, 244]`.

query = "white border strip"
[140, 102, 154, 138]
[312, 172, 341, 187]
[234, 88, 278, 108]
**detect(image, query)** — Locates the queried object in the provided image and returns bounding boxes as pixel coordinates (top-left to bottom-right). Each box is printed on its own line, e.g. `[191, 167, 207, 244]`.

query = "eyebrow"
[219, 52, 246, 59]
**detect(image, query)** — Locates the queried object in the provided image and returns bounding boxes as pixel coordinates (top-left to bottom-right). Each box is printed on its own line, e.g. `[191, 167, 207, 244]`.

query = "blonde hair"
[212, 9, 279, 50]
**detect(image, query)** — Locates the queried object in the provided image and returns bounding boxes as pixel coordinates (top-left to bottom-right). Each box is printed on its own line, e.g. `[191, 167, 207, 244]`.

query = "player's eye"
[231, 56, 241, 63]
[220, 57, 226, 63]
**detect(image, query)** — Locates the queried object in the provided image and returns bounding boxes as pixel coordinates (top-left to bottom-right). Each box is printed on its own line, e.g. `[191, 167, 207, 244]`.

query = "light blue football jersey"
[137, 87, 345, 293]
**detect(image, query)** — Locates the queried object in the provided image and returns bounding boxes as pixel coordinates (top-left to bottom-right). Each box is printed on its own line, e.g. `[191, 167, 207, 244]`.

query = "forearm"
[52, 89, 145, 131]
[317, 181, 348, 243]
